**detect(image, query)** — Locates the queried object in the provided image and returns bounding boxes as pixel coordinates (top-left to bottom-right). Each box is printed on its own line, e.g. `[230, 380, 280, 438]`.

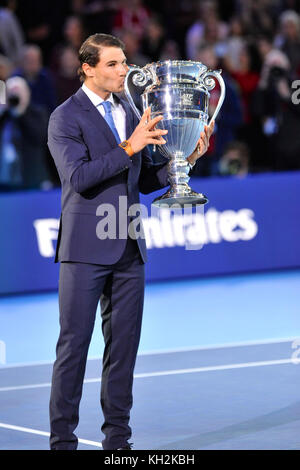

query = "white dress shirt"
[82, 83, 127, 142]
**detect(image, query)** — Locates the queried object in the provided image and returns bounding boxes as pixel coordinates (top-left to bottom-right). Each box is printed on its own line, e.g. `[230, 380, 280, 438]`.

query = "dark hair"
[78, 33, 125, 83]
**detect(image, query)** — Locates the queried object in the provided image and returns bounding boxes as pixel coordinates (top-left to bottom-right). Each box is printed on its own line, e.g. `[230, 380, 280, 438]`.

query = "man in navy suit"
[48, 33, 213, 450]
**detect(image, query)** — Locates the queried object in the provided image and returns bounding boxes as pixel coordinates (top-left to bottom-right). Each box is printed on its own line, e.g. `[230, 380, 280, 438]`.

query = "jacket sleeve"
[47, 109, 133, 193]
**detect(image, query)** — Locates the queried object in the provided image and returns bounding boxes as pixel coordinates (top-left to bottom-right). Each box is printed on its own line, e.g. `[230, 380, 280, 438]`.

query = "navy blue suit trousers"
[49, 237, 145, 450]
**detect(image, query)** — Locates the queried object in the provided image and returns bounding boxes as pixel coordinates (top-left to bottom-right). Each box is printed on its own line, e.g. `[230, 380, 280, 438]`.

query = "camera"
[220, 158, 242, 175]
[7, 94, 20, 108]
[268, 66, 287, 85]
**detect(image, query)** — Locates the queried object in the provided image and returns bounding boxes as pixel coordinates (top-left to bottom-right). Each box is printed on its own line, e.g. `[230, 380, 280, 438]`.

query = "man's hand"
[127, 107, 168, 155]
[186, 120, 215, 166]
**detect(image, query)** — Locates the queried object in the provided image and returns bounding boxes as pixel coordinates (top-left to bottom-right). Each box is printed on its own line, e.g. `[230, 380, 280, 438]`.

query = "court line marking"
[137, 337, 300, 356]
[0, 422, 102, 448]
[0, 340, 5, 365]
[0, 337, 298, 369]
[0, 358, 297, 392]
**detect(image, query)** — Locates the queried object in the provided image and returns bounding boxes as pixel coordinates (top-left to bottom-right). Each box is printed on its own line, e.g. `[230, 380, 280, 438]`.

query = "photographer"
[218, 141, 249, 177]
[0, 76, 51, 191]
[251, 48, 300, 171]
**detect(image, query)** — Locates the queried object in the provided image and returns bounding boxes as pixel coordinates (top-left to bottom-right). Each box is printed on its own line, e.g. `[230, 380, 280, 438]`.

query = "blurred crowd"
[1, 0, 300, 191]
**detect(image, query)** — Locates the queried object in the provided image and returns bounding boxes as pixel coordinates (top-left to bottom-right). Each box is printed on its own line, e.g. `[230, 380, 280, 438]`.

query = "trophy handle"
[201, 70, 226, 125]
[124, 65, 154, 120]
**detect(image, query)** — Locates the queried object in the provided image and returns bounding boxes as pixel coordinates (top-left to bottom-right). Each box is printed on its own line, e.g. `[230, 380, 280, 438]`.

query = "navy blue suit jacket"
[47, 87, 169, 265]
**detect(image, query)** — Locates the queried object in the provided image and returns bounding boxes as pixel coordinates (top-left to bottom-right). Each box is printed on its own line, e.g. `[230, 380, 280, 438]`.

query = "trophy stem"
[152, 152, 208, 208]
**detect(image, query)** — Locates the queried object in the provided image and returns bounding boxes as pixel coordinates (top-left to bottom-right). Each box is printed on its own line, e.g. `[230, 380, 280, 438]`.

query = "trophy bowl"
[124, 60, 226, 207]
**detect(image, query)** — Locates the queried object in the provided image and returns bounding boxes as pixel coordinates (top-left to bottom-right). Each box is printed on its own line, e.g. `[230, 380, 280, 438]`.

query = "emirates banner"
[0, 171, 299, 295]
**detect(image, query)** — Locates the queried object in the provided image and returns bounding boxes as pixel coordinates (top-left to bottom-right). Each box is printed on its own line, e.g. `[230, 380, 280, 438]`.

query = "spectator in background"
[0, 0, 24, 66]
[218, 141, 250, 177]
[63, 14, 86, 50]
[140, 15, 167, 62]
[11, 44, 57, 116]
[52, 46, 81, 104]
[257, 47, 291, 95]
[15, 0, 72, 65]
[185, 0, 228, 60]
[252, 47, 300, 171]
[228, 43, 260, 122]
[192, 44, 243, 176]
[226, 43, 261, 162]
[119, 29, 150, 66]
[256, 32, 275, 62]
[279, 0, 300, 13]
[0, 76, 51, 191]
[0, 54, 13, 81]
[222, 16, 247, 73]
[71, 0, 118, 37]
[113, 0, 150, 40]
[158, 39, 181, 61]
[71, 0, 86, 13]
[274, 9, 300, 77]
[238, 0, 276, 37]
[140, 12, 181, 62]
[49, 15, 87, 72]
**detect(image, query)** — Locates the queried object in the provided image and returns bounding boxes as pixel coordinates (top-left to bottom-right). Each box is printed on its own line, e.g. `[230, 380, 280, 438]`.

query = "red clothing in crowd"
[230, 71, 259, 123]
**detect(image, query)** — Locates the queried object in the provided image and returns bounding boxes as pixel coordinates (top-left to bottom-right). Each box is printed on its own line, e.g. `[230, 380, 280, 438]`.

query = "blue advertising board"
[0, 171, 299, 295]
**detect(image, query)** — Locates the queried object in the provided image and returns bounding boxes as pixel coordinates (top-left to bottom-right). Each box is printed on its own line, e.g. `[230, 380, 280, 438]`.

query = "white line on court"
[0, 382, 52, 392]
[0, 357, 297, 392]
[0, 422, 102, 448]
[0, 337, 298, 369]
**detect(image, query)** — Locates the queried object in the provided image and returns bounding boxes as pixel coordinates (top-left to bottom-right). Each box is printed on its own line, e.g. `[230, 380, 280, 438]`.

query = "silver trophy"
[124, 60, 226, 207]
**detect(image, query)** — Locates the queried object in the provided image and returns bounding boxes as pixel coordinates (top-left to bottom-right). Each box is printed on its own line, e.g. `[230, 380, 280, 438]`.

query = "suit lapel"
[73, 88, 117, 148]
[74, 88, 137, 143]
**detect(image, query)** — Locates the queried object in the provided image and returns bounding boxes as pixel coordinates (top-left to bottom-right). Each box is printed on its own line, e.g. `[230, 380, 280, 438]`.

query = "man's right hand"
[127, 107, 168, 155]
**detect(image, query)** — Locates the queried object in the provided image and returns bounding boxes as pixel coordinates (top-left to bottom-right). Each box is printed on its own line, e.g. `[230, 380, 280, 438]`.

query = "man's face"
[23, 49, 42, 78]
[85, 46, 129, 95]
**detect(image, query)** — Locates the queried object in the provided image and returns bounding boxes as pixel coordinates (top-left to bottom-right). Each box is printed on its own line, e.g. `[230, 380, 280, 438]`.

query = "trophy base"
[152, 187, 208, 208]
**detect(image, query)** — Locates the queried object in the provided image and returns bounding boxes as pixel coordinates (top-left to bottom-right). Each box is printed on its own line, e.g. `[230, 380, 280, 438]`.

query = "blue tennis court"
[0, 268, 300, 450]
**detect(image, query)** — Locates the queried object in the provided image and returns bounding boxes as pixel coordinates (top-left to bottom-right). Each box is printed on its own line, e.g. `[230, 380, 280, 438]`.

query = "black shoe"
[117, 443, 133, 450]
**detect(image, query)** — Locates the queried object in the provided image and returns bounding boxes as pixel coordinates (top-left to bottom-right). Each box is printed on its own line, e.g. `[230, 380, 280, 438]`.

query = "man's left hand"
[186, 120, 215, 166]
